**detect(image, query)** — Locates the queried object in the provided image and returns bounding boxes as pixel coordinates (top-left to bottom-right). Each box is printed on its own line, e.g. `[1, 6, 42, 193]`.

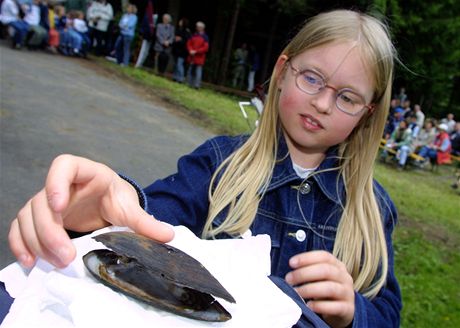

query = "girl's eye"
[302, 72, 322, 86]
[339, 91, 360, 105]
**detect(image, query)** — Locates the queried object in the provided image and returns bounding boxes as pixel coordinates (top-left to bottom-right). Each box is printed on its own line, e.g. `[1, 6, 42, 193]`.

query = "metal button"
[295, 229, 306, 242]
[299, 182, 311, 194]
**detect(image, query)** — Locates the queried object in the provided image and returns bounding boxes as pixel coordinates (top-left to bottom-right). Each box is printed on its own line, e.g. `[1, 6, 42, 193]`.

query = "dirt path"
[0, 43, 213, 267]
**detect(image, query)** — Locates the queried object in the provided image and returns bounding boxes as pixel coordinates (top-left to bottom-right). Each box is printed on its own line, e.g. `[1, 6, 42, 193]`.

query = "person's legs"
[122, 35, 133, 66]
[175, 57, 186, 82]
[398, 145, 410, 167]
[247, 70, 255, 92]
[9, 21, 28, 47]
[427, 148, 437, 160]
[418, 146, 429, 159]
[68, 29, 82, 54]
[114, 36, 123, 64]
[194, 65, 203, 88]
[187, 64, 194, 86]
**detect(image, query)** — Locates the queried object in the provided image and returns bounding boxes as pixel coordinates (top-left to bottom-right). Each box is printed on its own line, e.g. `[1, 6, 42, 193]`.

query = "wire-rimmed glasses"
[287, 60, 375, 116]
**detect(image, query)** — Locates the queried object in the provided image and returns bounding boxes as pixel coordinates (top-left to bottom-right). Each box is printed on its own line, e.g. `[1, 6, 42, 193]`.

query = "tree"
[389, 0, 460, 116]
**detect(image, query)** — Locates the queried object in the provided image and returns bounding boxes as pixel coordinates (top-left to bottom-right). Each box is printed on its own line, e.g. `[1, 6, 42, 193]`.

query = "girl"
[5, 10, 401, 327]
[111, 3, 137, 66]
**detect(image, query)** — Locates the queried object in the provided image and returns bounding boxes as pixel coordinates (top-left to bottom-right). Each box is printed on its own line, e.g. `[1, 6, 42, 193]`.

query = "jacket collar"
[266, 134, 345, 204]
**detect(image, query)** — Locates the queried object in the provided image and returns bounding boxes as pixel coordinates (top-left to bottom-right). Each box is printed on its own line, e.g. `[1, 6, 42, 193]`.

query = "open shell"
[83, 231, 235, 322]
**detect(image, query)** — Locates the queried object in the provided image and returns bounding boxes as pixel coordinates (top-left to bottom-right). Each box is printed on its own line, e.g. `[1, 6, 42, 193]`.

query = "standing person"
[413, 103, 425, 128]
[3, 10, 401, 327]
[111, 3, 137, 66]
[231, 42, 248, 88]
[247, 44, 260, 92]
[442, 113, 456, 133]
[134, 0, 155, 68]
[187, 21, 209, 89]
[153, 13, 174, 74]
[86, 0, 113, 56]
[172, 17, 191, 82]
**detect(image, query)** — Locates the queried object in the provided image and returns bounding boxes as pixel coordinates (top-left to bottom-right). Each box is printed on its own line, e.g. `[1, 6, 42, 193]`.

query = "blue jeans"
[173, 56, 186, 82]
[115, 35, 134, 66]
[8, 20, 29, 46]
[398, 145, 411, 166]
[418, 146, 437, 160]
[187, 64, 203, 88]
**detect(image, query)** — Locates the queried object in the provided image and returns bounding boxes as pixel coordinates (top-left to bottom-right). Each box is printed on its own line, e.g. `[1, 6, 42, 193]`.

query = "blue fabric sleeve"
[0, 282, 13, 324]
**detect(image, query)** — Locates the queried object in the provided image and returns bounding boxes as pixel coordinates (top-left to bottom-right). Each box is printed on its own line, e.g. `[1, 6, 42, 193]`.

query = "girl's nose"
[311, 88, 335, 114]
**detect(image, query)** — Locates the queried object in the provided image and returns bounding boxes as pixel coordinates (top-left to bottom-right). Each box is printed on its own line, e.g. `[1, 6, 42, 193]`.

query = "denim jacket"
[142, 135, 402, 327]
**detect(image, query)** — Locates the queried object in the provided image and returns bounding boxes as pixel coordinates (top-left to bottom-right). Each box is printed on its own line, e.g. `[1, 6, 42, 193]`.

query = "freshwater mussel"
[83, 231, 235, 322]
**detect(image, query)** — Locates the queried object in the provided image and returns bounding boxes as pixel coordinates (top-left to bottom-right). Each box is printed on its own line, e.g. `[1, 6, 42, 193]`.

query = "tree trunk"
[260, 8, 279, 83]
[217, 0, 241, 85]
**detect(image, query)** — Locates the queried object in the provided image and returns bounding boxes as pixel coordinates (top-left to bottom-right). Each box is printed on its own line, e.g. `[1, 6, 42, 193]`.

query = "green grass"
[375, 163, 460, 327]
[98, 61, 460, 327]
[97, 59, 259, 135]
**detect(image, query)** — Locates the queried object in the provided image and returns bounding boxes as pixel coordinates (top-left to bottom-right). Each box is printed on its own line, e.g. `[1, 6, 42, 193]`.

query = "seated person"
[418, 123, 452, 165]
[382, 119, 412, 169]
[412, 119, 436, 152]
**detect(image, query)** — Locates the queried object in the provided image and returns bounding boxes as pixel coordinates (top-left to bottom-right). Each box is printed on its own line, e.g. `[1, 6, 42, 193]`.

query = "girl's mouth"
[300, 114, 323, 130]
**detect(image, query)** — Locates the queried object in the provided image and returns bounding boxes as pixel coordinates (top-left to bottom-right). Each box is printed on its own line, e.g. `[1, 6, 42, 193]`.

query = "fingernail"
[289, 257, 298, 267]
[285, 273, 293, 284]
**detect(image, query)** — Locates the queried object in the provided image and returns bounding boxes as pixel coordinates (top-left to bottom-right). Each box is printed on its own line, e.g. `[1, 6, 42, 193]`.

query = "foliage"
[382, 0, 460, 116]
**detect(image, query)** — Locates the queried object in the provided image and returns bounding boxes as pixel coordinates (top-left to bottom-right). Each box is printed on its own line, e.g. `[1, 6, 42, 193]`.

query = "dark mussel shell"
[83, 231, 235, 322]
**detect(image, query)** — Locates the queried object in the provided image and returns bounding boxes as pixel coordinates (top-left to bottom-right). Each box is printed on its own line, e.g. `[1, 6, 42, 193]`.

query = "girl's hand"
[8, 154, 174, 269]
[285, 251, 355, 328]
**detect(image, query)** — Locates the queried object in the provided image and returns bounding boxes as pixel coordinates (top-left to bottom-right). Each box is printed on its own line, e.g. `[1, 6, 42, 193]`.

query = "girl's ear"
[274, 55, 289, 89]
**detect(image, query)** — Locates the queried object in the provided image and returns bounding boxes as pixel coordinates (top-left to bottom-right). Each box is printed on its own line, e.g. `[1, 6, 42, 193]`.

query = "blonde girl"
[6, 9, 400, 328]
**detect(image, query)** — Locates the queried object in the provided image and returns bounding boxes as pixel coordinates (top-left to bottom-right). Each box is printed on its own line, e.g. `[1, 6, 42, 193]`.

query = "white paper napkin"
[0, 226, 301, 328]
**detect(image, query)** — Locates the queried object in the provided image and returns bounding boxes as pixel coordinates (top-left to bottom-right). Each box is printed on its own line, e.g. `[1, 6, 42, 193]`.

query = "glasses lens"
[336, 90, 366, 114]
[297, 70, 324, 94]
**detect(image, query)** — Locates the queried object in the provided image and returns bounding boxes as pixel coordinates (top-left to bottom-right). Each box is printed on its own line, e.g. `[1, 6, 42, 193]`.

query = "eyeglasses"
[287, 60, 375, 116]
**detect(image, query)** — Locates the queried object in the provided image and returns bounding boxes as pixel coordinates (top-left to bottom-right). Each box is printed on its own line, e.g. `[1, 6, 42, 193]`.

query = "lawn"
[98, 60, 460, 327]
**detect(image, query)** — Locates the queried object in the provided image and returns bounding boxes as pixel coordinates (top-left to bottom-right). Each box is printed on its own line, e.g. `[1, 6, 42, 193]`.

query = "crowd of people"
[0, 0, 114, 56]
[0, 0, 213, 88]
[381, 88, 459, 171]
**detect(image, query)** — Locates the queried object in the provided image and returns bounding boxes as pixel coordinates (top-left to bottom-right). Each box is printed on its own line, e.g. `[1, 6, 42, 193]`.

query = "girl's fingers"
[289, 250, 338, 269]
[122, 203, 175, 243]
[286, 262, 345, 286]
[294, 281, 348, 301]
[31, 190, 76, 267]
[307, 299, 354, 323]
[8, 218, 35, 268]
[46, 155, 114, 212]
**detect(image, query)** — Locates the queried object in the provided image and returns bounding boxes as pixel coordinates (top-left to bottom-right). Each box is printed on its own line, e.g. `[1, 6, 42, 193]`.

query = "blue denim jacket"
[143, 135, 402, 327]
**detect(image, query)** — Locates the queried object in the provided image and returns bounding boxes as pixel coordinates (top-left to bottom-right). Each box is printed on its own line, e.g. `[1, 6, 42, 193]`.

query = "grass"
[98, 60, 460, 327]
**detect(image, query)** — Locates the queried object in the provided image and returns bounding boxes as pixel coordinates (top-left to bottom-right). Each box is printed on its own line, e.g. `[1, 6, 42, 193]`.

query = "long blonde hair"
[203, 10, 396, 299]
